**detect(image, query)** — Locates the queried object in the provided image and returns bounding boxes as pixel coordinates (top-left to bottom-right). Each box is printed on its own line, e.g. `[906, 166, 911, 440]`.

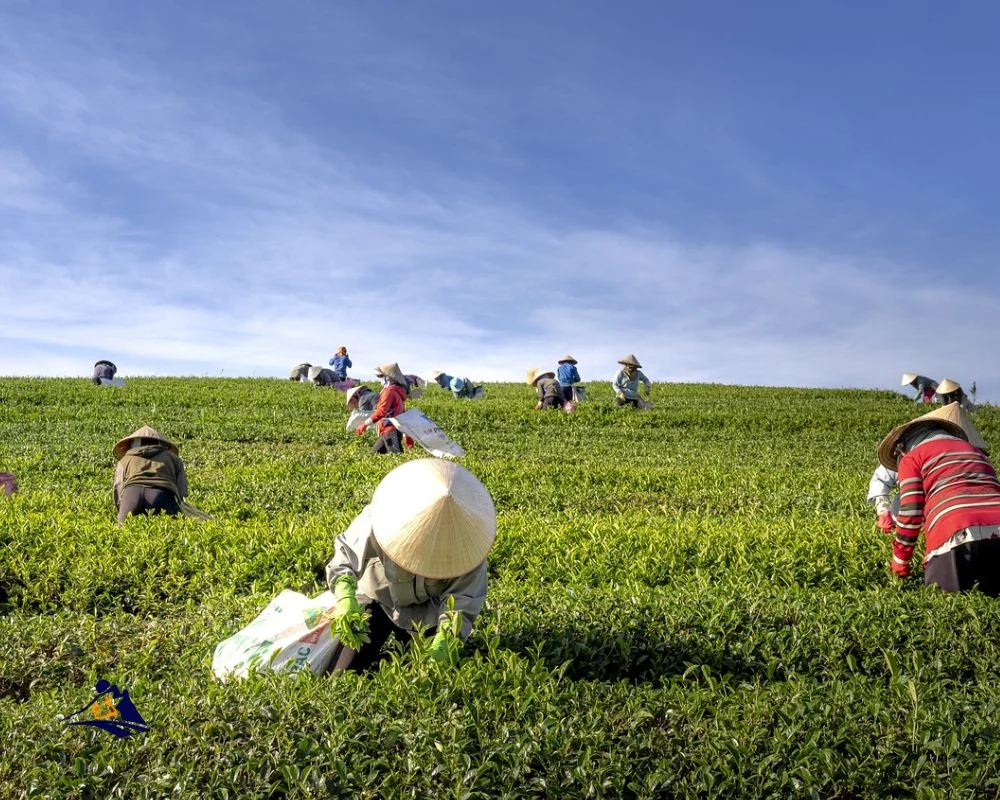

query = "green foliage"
[3, 377, 1000, 798]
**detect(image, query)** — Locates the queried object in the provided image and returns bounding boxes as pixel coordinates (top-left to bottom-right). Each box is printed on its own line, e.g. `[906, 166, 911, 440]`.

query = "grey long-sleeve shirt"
[325, 506, 487, 640]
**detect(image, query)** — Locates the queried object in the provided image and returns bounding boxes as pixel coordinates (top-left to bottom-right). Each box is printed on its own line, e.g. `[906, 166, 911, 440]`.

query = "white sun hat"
[900, 373, 918, 386]
[370, 459, 496, 579]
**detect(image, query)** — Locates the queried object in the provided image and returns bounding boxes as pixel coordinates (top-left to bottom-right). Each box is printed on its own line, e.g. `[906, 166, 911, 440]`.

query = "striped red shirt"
[894, 437, 1000, 567]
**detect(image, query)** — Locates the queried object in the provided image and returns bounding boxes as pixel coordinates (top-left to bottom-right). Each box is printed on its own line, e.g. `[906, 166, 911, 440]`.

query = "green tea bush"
[3, 378, 1000, 798]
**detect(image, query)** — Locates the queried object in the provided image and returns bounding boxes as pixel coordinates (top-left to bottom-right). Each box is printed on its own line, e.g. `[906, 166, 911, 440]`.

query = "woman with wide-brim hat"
[526, 368, 564, 410]
[113, 425, 189, 524]
[900, 372, 938, 404]
[324, 458, 496, 670]
[612, 354, 651, 408]
[556, 355, 582, 404]
[876, 403, 1000, 593]
[357, 363, 412, 454]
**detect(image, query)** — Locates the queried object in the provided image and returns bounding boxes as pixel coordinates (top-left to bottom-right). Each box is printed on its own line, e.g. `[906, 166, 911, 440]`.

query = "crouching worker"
[527, 368, 564, 410]
[289, 363, 312, 381]
[92, 360, 118, 385]
[430, 371, 484, 400]
[324, 458, 496, 671]
[613, 354, 651, 408]
[113, 426, 188, 524]
[877, 403, 1000, 594]
[867, 464, 899, 535]
[345, 385, 379, 414]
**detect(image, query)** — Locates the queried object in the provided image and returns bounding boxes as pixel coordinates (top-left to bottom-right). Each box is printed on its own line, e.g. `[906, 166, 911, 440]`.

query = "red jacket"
[894, 437, 1000, 567]
[368, 384, 407, 436]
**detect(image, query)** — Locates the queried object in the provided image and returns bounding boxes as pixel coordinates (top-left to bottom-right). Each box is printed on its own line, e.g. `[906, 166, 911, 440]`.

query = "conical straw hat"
[936, 378, 962, 395]
[900, 373, 918, 386]
[618, 354, 642, 368]
[525, 368, 554, 386]
[345, 385, 367, 407]
[370, 459, 496, 579]
[558, 354, 577, 364]
[877, 403, 986, 471]
[376, 362, 407, 386]
[113, 425, 178, 460]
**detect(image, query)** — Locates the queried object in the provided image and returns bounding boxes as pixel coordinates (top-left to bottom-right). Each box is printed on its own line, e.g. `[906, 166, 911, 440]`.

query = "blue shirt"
[556, 363, 580, 386]
[328, 354, 352, 376]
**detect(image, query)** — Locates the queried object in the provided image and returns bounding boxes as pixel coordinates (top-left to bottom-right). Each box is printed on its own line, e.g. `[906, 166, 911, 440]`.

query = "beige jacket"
[325, 506, 487, 640]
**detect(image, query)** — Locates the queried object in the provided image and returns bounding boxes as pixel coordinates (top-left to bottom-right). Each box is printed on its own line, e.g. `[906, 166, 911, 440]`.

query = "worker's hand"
[876, 510, 896, 535]
[615, 391, 625, 401]
[890, 558, 911, 579]
[355, 422, 368, 436]
[534, 401, 542, 411]
[428, 608, 463, 665]
[428, 629, 459, 665]
[331, 575, 361, 620]
[330, 575, 370, 651]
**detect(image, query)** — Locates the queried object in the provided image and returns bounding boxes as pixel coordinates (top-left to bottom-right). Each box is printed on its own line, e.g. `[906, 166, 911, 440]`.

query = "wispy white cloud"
[1, 5, 998, 401]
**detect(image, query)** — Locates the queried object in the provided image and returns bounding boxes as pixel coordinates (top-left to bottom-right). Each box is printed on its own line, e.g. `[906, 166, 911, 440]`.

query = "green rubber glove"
[330, 574, 370, 651]
[428, 609, 463, 665]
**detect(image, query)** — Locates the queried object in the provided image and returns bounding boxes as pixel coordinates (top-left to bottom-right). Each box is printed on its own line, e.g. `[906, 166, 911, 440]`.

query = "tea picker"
[876, 403, 1000, 592]
[355, 362, 413, 454]
[612, 354, 651, 408]
[527, 368, 568, 411]
[91, 359, 125, 386]
[556, 355, 583, 404]
[900, 372, 938, 404]
[324, 458, 496, 670]
[430, 370, 485, 400]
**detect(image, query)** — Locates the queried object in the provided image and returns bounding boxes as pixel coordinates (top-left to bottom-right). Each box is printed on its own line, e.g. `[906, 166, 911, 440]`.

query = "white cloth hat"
[370, 459, 496, 579]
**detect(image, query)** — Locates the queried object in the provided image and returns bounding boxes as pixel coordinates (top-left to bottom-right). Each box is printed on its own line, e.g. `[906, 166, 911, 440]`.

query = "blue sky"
[2, 1, 998, 397]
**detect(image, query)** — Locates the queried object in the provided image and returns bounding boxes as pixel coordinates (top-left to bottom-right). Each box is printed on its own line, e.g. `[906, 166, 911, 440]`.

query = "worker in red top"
[877, 402, 1000, 594]
[356, 363, 412, 454]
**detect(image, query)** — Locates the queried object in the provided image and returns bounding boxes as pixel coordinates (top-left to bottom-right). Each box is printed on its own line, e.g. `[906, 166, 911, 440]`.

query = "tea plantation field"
[3, 378, 1000, 799]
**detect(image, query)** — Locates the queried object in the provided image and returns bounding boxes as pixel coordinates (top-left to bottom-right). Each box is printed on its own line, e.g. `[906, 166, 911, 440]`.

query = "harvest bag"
[212, 590, 340, 680]
[388, 408, 465, 459]
[572, 385, 587, 402]
[346, 409, 372, 432]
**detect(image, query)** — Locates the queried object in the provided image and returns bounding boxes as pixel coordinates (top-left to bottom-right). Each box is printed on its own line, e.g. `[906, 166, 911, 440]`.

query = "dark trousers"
[117, 486, 180, 524]
[329, 604, 437, 672]
[615, 397, 639, 408]
[559, 385, 573, 403]
[924, 539, 1000, 596]
[540, 395, 564, 410]
[372, 429, 403, 454]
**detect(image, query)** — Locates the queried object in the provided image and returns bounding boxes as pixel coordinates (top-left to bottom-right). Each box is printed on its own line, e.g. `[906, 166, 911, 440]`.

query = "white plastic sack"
[346, 409, 372, 432]
[212, 589, 339, 681]
[99, 378, 126, 387]
[388, 408, 465, 459]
